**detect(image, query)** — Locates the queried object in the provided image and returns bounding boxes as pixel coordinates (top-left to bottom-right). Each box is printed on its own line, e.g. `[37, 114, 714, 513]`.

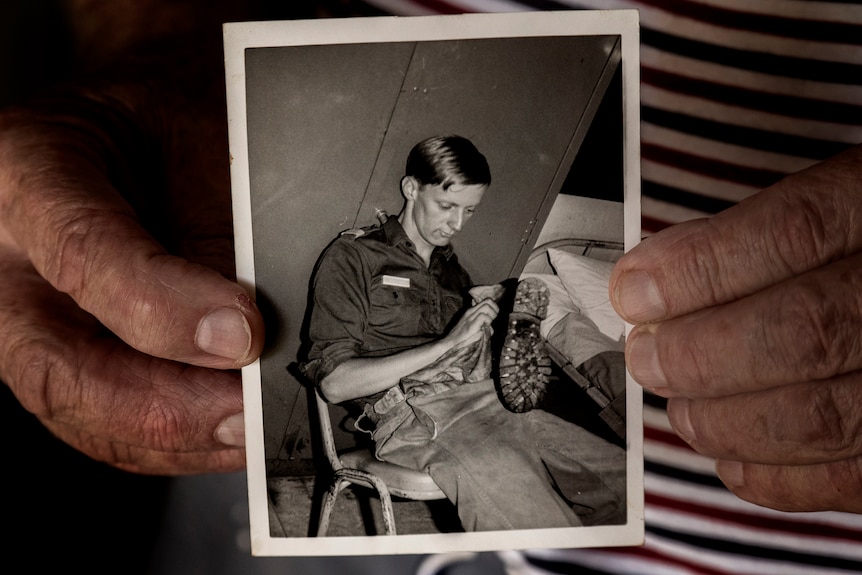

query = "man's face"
[408, 181, 487, 251]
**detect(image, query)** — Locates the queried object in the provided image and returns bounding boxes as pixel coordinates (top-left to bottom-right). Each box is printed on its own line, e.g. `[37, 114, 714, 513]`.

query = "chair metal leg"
[315, 470, 399, 536]
[367, 475, 397, 535]
[317, 478, 345, 537]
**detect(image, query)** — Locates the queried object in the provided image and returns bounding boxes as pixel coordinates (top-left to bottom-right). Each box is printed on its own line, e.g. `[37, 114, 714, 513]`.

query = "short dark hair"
[405, 135, 491, 190]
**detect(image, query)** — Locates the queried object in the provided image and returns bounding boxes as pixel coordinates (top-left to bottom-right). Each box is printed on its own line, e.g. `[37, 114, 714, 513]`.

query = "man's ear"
[401, 176, 418, 201]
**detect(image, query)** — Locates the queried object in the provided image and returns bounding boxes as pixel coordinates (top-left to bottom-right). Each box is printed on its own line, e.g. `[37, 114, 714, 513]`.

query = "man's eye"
[439, 204, 452, 210]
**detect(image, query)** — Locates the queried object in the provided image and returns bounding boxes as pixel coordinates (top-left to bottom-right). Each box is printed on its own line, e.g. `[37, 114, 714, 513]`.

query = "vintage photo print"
[225, 10, 643, 556]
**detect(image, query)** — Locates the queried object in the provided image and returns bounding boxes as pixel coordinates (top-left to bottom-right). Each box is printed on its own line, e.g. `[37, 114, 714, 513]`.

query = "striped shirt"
[356, 1, 862, 573]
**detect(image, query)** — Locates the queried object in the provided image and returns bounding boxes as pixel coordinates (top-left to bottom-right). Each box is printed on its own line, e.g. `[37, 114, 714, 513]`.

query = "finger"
[715, 457, 862, 514]
[43, 419, 245, 475]
[464, 299, 499, 323]
[626, 253, 862, 396]
[0, 253, 246, 469]
[610, 145, 862, 324]
[666, 372, 862, 466]
[0, 112, 263, 369]
[469, 284, 505, 304]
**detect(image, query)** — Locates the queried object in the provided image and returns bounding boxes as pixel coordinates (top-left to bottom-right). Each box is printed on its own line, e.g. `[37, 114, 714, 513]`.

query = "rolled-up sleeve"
[302, 239, 369, 386]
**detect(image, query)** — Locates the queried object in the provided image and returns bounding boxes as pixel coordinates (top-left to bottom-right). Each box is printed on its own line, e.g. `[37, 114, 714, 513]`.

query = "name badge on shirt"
[382, 275, 411, 288]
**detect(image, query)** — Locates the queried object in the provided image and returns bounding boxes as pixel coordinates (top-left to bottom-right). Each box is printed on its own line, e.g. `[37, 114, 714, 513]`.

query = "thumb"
[0, 117, 264, 369]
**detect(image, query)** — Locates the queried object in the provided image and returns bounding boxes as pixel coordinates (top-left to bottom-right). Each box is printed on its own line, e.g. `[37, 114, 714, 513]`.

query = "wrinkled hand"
[610, 145, 862, 513]
[0, 39, 264, 475]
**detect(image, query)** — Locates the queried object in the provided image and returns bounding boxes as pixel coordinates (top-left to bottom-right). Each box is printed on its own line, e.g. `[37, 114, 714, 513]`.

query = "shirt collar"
[383, 216, 455, 260]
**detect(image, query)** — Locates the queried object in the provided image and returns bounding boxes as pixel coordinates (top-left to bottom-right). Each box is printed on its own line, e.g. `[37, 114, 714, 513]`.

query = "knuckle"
[124, 287, 172, 352]
[5, 335, 79, 423]
[767, 191, 832, 274]
[47, 207, 116, 298]
[766, 280, 858, 381]
[803, 383, 855, 455]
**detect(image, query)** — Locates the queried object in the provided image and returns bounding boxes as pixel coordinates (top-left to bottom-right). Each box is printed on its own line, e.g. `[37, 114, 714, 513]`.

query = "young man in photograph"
[301, 135, 626, 532]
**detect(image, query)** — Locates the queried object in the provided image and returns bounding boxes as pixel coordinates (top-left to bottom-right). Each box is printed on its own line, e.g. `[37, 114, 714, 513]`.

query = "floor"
[268, 474, 463, 537]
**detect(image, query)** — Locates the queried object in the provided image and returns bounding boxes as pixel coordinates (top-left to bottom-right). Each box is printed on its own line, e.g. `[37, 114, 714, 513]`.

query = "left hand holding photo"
[0, 1, 265, 475]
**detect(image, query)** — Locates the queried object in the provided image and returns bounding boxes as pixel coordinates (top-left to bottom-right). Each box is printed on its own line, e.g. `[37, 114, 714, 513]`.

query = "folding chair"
[312, 388, 446, 536]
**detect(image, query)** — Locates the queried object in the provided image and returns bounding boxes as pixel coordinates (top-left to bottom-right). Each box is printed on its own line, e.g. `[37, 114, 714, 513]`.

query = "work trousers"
[371, 379, 626, 532]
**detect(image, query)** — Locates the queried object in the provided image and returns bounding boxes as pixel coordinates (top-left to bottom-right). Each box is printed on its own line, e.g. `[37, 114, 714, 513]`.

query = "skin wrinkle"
[770, 267, 860, 384]
[126, 255, 184, 352]
[671, 319, 713, 391]
[842, 265, 862, 362]
[0, 270, 90, 423]
[46, 204, 190, 357]
[748, 396, 774, 456]
[754, 457, 862, 513]
[767, 281, 833, 383]
[770, 187, 833, 275]
[49, 206, 115, 297]
[14, 163, 138, 295]
[806, 382, 851, 457]
[688, 374, 862, 465]
[6, 334, 66, 422]
[91, 340, 171, 446]
[140, 400, 189, 453]
[149, 362, 238, 451]
[658, 307, 738, 395]
[667, 223, 725, 314]
[74, 336, 239, 452]
[699, 307, 740, 392]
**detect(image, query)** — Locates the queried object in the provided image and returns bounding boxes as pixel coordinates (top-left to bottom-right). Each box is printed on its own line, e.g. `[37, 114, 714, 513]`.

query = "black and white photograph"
[225, 10, 642, 556]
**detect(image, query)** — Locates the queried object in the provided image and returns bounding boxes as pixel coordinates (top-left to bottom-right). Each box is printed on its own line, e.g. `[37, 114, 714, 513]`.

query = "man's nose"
[449, 210, 464, 232]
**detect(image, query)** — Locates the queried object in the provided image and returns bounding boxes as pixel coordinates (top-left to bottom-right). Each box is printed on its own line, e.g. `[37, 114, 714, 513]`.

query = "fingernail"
[616, 271, 666, 321]
[668, 398, 696, 444]
[627, 326, 668, 388]
[196, 307, 252, 360]
[215, 412, 245, 447]
[716, 460, 745, 489]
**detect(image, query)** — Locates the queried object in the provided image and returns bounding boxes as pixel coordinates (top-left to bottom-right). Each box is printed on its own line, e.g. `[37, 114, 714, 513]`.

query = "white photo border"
[225, 10, 643, 557]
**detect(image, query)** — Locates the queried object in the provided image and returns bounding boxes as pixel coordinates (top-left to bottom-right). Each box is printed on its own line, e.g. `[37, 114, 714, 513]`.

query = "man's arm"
[320, 298, 499, 403]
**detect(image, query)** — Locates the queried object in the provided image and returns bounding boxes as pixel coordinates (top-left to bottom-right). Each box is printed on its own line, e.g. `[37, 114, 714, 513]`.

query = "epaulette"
[340, 222, 385, 240]
[339, 228, 366, 239]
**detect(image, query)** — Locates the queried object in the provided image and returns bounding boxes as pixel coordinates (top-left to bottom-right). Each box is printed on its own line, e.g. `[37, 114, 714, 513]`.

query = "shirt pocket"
[369, 276, 422, 336]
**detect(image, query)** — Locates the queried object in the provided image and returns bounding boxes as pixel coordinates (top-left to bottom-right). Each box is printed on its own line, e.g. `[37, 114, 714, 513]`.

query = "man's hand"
[609, 145, 862, 513]
[0, 14, 264, 475]
[469, 283, 506, 305]
[444, 298, 500, 351]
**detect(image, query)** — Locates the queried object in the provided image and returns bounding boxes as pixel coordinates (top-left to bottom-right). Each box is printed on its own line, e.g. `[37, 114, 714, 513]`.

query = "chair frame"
[312, 387, 446, 536]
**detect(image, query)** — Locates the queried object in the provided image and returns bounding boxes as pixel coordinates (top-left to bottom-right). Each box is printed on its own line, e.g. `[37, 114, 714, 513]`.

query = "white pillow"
[517, 272, 575, 338]
[547, 248, 624, 341]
